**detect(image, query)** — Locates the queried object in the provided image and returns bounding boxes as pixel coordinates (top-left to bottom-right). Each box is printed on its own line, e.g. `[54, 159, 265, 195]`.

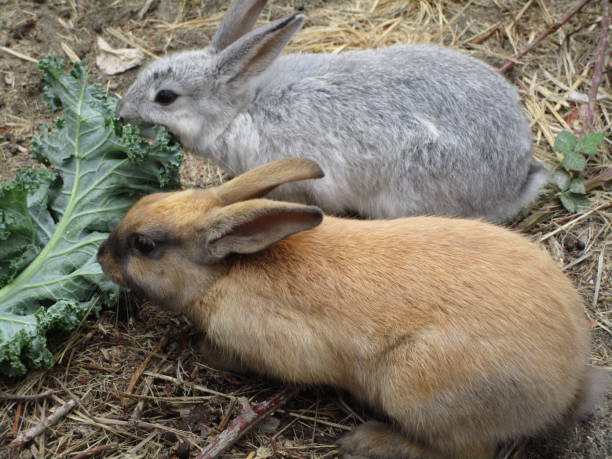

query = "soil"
[0, 0, 610, 458]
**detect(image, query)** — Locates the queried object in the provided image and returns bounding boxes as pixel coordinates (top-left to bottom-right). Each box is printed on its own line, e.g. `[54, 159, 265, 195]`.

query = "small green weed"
[551, 130, 604, 213]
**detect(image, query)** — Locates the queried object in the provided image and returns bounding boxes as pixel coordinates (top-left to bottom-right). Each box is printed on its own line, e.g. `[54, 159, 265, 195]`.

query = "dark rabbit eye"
[154, 89, 178, 105]
[133, 235, 156, 255]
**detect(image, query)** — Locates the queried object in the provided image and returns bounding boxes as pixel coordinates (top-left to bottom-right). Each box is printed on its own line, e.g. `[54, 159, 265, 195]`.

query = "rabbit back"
[205, 216, 590, 449]
[210, 45, 544, 221]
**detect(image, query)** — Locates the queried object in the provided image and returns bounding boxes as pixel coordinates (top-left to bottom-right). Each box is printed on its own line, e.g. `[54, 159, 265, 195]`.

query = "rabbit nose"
[116, 97, 126, 118]
[97, 240, 108, 263]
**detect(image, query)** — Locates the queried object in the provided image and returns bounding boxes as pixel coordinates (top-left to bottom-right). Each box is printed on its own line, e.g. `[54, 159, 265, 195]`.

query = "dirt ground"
[0, 0, 610, 458]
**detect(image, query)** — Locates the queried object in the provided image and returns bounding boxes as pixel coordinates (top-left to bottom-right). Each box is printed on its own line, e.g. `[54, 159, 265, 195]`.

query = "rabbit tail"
[491, 161, 549, 222]
[516, 161, 549, 209]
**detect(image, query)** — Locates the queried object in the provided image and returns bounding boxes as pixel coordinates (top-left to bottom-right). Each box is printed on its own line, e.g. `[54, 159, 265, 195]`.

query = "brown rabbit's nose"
[97, 240, 108, 263]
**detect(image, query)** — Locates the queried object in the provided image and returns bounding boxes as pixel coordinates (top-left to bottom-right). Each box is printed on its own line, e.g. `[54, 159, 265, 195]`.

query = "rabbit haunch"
[117, 0, 548, 222]
[98, 159, 599, 459]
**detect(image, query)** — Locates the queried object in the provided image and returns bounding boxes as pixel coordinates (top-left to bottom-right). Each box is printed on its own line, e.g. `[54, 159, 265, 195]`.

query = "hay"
[1, 0, 610, 457]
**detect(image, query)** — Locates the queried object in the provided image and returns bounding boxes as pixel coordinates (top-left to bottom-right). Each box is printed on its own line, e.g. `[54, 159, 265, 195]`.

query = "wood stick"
[519, 204, 612, 234]
[106, 27, 158, 59]
[584, 0, 610, 128]
[499, 0, 594, 74]
[196, 387, 299, 459]
[470, 26, 500, 45]
[130, 377, 152, 422]
[539, 205, 604, 241]
[72, 443, 119, 459]
[138, 0, 157, 19]
[585, 168, 612, 191]
[284, 412, 353, 431]
[11, 403, 23, 438]
[123, 336, 169, 407]
[0, 46, 38, 63]
[9, 399, 77, 448]
[69, 412, 201, 447]
[217, 397, 238, 431]
[143, 371, 234, 399]
[0, 390, 54, 401]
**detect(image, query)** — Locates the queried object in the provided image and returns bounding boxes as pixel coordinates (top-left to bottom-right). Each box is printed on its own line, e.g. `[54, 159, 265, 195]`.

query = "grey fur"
[118, 0, 548, 221]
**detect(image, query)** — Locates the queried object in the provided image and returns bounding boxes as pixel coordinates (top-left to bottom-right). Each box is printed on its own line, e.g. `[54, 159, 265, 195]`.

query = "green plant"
[0, 57, 182, 377]
[551, 130, 604, 212]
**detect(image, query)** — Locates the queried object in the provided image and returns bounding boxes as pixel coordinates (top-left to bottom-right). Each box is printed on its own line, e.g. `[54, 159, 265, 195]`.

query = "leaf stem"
[0, 68, 88, 305]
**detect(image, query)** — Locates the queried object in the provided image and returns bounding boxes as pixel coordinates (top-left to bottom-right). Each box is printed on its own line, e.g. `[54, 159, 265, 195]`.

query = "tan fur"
[213, 157, 324, 205]
[97, 159, 595, 459]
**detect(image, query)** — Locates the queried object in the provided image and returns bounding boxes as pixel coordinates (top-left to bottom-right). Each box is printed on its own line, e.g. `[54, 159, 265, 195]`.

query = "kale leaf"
[0, 57, 182, 377]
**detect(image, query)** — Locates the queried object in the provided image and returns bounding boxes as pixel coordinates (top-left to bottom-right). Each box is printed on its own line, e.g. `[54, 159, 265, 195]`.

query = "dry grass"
[0, 0, 610, 458]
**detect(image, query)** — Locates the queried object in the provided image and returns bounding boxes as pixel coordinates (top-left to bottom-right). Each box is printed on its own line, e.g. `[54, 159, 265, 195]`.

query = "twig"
[0, 390, 54, 401]
[196, 387, 299, 459]
[515, 205, 559, 232]
[585, 168, 612, 191]
[282, 411, 353, 431]
[144, 371, 234, 399]
[55, 379, 95, 420]
[118, 392, 213, 402]
[0, 45, 38, 63]
[336, 395, 366, 424]
[584, 0, 610, 128]
[470, 26, 500, 45]
[123, 336, 169, 407]
[106, 27, 158, 58]
[539, 206, 604, 241]
[69, 412, 201, 447]
[9, 398, 77, 448]
[524, 203, 611, 234]
[72, 443, 119, 459]
[499, 0, 594, 74]
[130, 377, 152, 422]
[11, 403, 23, 438]
[562, 251, 593, 270]
[60, 41, 80, 63]
[592, 244, 606, 307]
[217, 397, 238, 431]
[138, 0, 157, 19]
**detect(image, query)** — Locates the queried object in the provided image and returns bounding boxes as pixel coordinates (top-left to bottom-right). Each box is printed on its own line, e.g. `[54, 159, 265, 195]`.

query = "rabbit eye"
[133, 235, 156, 255]
[154, 89, 178, 105]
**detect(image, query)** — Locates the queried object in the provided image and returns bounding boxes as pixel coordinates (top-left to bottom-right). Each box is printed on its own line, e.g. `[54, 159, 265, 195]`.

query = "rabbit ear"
[202, 199, 323, 263]
[214, 158, 324, 205]
[215, 14, 305, 84]
[211, 0, 268, 52]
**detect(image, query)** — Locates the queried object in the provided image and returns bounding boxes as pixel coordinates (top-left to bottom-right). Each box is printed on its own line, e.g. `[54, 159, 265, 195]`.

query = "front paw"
[339, 421, 433, 459]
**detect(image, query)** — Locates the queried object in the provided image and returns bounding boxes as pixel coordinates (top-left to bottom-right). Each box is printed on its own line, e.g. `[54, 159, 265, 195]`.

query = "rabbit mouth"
[137, 124, 157, 140]
[123, 120, 157, 140]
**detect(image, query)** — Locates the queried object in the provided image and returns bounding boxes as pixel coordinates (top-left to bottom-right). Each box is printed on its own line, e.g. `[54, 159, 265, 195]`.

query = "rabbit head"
[97, 158, 323, 310]
[117, 0, 304, 152]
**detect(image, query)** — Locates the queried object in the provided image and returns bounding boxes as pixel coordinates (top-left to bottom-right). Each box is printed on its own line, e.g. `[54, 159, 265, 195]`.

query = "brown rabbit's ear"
[201, 199, 323, 263]
[211, 0, 268, 52]
[214, 158, 324, 205]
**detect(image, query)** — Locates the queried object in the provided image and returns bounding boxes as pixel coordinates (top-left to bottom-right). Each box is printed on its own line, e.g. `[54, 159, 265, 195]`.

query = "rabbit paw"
[338, 421, 438, 459]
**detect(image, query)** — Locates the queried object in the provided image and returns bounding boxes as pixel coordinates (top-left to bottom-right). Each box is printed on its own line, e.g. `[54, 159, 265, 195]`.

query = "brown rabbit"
[97, 158, 603, 459]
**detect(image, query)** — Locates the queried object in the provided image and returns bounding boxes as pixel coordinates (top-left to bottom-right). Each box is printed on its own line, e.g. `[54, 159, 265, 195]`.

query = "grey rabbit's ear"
[215, 14, 305, 84]
[211, 0, 269, 53]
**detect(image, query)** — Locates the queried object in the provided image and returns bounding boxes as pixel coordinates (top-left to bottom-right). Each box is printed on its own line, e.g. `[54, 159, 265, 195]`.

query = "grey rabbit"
[117, 0, 548, 221]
